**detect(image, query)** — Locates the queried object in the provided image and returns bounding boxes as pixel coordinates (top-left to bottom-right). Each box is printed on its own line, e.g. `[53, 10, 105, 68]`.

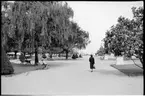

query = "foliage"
[1, 1, 90, 62]
[61, 21, 90, 51]
[103, 6, 143, 64]
[96, 45, 105, 56]
[1, 46, 14, 75]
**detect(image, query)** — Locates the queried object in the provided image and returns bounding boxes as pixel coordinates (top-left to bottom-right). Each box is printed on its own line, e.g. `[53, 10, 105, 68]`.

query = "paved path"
[1, 56, 143, 95]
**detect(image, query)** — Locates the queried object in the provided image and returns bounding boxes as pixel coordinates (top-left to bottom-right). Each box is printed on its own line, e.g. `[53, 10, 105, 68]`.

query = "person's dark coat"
[19, 53, 25, 63]
[42, 53, 46, 58]
[89, 56, 95, 69]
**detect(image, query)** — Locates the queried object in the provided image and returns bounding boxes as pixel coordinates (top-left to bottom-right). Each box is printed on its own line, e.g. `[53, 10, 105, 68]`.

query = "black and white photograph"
[1, 1, 143, 95]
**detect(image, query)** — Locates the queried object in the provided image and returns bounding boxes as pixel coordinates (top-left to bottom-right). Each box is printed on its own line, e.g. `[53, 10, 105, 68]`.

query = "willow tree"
[61, 21, 90, 59]
[39, 2, 90, 60]
[1, 1, 51, 65]
[1, 1, 14, 74]
[40, 2, 74, 59]
[9, 1, 59, 64]
[53, 2, 74, 59]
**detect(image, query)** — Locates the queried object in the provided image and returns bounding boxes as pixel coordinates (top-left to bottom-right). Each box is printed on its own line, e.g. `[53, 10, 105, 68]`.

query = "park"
[1, 1, 143, 95]
[1, 55, 143, 95]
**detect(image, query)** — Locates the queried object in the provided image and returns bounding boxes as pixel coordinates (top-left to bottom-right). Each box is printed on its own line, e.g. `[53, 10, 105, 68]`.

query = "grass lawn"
[2, 62, 47, 77]
[4, 56, 76, 76]
[13, 63, 46, 73]
[111, 64, 143, 76]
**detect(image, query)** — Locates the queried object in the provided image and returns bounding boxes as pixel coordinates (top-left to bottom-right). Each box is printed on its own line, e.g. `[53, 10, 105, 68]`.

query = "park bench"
[19, 53, 32, 64]
[25, 59, 31, 63]
[24, 55, 32, 64]
[7, 52, 15, 59]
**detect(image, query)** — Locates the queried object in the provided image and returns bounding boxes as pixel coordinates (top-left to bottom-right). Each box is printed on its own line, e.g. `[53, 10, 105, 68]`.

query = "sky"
[67, 1, 143, 54]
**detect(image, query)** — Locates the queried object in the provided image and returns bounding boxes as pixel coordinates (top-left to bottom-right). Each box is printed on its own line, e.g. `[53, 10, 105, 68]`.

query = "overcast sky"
[67, 1, 143, 54]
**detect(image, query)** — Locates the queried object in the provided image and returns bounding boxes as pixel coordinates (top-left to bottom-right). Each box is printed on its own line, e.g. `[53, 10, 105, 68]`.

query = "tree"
[52, 3, 74, 59]
[1, 1, 15, 74]
[96, 45, 105, 56]
[103, 6, 143, 65]
[1, 1, 90, 75]
[2, 1, 48, 65]
[61, 21, 90, 59]
[124, 7, 143, 64]
[30, 1, 74, 60]
[5, 36, 19, 59]
[3, 1, 60, 64]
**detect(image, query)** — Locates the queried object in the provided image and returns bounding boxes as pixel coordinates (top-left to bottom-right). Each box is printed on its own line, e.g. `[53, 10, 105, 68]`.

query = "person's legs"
[41, 58, 45, 65]
[90, 63, 93, 72]
[91, 69, 93, 72]
[93, 64, 95, 69]
[91, 68, 93, 72]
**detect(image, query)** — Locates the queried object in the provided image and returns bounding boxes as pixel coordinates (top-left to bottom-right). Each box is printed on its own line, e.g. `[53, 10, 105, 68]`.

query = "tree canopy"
[1, 1, 90, 61]
[103, 6, 143, 64]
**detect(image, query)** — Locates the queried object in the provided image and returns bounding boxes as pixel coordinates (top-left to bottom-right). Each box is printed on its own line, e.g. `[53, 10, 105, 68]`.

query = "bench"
[25, 59, 31, 63]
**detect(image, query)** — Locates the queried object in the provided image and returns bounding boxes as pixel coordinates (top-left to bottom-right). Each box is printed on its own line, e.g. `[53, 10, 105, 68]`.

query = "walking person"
[41, 53, 46, 65]
[89, 54, 95, 72]
[41, 53, 49, 69]
[19, 52, 25, 64]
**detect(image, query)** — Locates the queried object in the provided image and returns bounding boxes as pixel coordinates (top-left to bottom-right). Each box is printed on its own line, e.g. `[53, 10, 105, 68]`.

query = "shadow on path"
[47, 62, 73, 69]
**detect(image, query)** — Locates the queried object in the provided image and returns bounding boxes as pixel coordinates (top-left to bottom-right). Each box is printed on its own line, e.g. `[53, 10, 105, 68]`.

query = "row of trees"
[1, 1, 90, 74]
[95, 45, 105, 56]
[102, 6, 143, 65]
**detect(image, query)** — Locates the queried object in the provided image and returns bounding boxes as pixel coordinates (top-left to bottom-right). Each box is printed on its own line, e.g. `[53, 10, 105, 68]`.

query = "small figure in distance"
[19, 52, 25, 64]
[79, 54, 82, 58]
[89, 54, 95, 72]
[42, 53, 47, 65]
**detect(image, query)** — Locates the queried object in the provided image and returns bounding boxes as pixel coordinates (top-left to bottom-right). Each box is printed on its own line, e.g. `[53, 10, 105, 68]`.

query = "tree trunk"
[14, 51, 18, 59]
[58, 53, 61, 57]
[65, 50, 68, 60]
[139, 57, 143, 66]
[1, 46, 14, 75]
[23, 52, 26, 57]
[35, 47, 39, 65]
[49, 53, 52, 58]
[131, 57, 143, 69]
[29, 53, 32, 57]
[133, 53, 143, 66]
[138, 53, 143, 66]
